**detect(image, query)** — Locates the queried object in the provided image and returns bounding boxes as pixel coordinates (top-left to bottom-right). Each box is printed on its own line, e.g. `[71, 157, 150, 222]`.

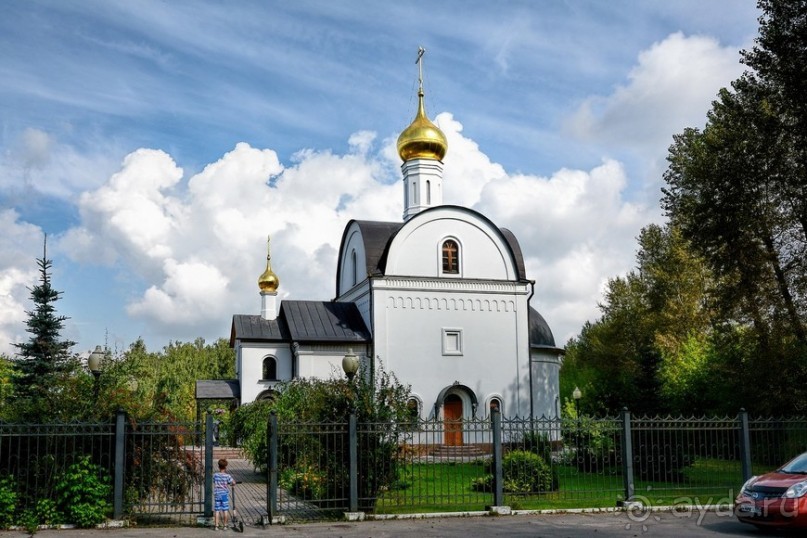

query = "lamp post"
[88, 345, 105, 399]
[572, 386, 582, 464]
[342, 348, 359, 383]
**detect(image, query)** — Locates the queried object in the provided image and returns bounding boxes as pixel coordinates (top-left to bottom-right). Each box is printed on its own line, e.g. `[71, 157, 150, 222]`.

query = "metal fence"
[0, 411, 211, 527]
[3, 410, 807, 526]
[267, 410, 807, 522]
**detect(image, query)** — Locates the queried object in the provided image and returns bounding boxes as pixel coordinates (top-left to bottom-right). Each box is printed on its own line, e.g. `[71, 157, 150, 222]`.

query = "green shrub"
[471, 450, 556, 493]
[280, 465, 327, 499]
[16, 509, 38, 534]
[54, 456, 111, 527]
[0, 476, 17, 529]
[501, 450, 554, 492]
[34, 498, 62, 526]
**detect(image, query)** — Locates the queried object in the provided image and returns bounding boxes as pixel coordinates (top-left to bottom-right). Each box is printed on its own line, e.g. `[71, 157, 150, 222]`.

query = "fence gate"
[124, 417, 208, 525]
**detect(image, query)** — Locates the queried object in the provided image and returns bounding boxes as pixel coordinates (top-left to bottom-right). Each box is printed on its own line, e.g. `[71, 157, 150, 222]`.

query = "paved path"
[227, 459, 269, 525]
[20, 510, 763, 537]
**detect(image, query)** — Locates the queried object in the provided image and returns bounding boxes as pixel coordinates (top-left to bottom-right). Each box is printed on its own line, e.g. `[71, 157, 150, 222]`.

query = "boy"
[213, 458, 235, 530]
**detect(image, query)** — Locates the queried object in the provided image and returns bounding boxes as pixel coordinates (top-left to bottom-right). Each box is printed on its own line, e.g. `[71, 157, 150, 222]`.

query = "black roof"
[195, 379, 240, 399]
[529, 306, 564, 353]
[353, 220, 404, 277]
[231, 300, 371, 346]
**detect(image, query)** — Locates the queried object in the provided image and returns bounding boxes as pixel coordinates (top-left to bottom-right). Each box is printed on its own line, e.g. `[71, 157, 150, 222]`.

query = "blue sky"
[0, 1, 760, 356]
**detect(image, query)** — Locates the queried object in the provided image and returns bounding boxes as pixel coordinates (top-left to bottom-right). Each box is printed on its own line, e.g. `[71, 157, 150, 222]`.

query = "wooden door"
[444, 395, 463, 446]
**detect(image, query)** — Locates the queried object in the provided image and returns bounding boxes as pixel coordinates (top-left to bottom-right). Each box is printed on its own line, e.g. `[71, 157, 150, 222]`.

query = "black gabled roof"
[230, 313, 289, 344]
[230, 300, 370, 346]
[282, 300, 371, 342]
[195, 379, 240, 399]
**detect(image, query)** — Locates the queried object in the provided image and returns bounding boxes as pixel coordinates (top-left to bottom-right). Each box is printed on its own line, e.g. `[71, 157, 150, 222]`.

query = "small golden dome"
[258, 236, 279, 293]
[397, 89, 448, 162]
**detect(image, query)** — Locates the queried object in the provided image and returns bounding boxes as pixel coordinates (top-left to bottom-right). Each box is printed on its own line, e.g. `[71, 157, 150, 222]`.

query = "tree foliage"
[10, 239, 79, 421]
[230, 361, 411, 507]
[561, 224, 726, 415]
[566, 1, 807, 417]
[94, 337, 235, 422]
[656, 0, 807, 413]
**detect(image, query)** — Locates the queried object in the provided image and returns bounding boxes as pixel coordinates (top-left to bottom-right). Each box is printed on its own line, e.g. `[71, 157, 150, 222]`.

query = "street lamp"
[342, 348, 359, 382]
[88, 345, 105, 399]
[572, 386, 582, 419]
[572, 386, 582, 466]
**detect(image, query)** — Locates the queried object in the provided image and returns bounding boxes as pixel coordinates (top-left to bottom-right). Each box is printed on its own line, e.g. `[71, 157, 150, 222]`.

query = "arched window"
[426, 180, 431, 205]
[351, 249, 357, 287]
[407, 398, 420, 421]
[442, 239, 459, 274]
[489, 397, 502, 417]
[262, 356, 277, 381]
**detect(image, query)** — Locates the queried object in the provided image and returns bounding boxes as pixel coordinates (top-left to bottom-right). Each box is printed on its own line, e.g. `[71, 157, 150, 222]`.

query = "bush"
[229, 400, 274, 470]
[34, 498, 61, 526]
[54, 456, 111, 527]
[280, 465, 327, 499]
[0, 476, 16, 529]
[232, 361, 412, 508]
[471, 450, 556, 493]
[561, 409, 618, 472]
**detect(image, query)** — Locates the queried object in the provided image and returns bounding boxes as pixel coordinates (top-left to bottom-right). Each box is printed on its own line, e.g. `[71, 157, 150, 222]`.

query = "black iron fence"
[267, 409, 807, 522]
[2, 410, 807, 526]
[0, 411, 210, 527]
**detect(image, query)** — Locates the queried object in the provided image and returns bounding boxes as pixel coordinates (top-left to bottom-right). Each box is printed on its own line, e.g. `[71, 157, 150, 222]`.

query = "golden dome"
[397, 89, 448, 162]
[258, 236, 279, 293]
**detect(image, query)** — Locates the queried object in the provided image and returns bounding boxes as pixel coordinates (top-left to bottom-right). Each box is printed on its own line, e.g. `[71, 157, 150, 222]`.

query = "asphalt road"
[20, 510, 779, 537]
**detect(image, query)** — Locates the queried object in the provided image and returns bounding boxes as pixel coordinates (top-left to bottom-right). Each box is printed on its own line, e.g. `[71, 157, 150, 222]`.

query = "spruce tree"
[12, 236, 76, 415]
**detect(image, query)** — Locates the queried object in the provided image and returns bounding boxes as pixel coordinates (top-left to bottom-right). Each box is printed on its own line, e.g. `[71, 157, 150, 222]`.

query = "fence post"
[739, 408, 752, 481]
[492, 407, 503, 507]
[113, 408, 125, 519]
[349, 411, 358, 513]
[204, 413, 213, 519]
[621, 408, 635, 503]
[268, 411, 278, 522]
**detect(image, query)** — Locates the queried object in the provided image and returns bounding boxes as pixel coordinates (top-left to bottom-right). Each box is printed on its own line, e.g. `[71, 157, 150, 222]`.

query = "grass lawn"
[374, 458, 744, 514]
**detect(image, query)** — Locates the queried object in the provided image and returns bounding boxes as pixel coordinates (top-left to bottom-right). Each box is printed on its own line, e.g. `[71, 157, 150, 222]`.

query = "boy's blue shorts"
[215, 491, 230, 511]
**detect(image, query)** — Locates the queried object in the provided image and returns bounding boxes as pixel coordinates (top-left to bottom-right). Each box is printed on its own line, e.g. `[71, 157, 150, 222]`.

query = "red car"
[736, 452, 807, 529]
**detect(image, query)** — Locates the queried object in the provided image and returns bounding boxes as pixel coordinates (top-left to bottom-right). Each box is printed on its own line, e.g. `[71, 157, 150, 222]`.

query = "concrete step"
[429, 445, 486, 458]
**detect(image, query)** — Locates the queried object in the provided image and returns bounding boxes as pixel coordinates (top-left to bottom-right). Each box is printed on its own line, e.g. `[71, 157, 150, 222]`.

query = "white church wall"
[531, 352, 562, 419]
[238, 343, 293, 404]
[372, 280, 532, 419]
[296, 346, 368, 381]
[385, 210, 518, 280]
[338, 226, 368, 295]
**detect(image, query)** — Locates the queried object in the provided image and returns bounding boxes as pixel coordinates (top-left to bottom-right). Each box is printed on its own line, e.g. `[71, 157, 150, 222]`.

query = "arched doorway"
[444, 394, 463, 446]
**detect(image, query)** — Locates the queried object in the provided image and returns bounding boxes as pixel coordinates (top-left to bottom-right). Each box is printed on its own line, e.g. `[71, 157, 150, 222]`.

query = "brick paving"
[226, 459, 270, 526]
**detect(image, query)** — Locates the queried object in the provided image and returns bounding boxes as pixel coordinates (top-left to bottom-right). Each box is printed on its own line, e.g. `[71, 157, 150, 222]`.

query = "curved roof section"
[335, 206, 528, 296]
[529, 306, 563, 353]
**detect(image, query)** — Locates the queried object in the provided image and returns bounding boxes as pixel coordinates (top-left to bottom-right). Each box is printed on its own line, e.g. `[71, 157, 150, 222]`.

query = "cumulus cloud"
[566, 32, 744, 167]
[49, 109, 654, 348]
[0, 128, 121, 199]
[0, 210, 43, 355]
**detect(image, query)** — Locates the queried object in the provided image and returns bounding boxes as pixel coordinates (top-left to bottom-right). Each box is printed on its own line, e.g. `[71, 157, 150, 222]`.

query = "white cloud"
[0, 210, 43, 356]
[0, 128, 122, 199]
[566, 32, 744, 166]
[52, 110, 655, 349]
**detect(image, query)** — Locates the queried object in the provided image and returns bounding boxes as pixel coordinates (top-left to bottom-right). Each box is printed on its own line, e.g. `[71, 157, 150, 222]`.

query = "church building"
[222, 59, 563, 431]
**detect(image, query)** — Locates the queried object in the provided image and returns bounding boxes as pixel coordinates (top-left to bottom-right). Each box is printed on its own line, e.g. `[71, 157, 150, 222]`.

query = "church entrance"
[444, 394, 463, 446]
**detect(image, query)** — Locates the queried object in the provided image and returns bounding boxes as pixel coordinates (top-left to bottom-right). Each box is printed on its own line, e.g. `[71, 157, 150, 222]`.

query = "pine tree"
[12, 236, 76, 414]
